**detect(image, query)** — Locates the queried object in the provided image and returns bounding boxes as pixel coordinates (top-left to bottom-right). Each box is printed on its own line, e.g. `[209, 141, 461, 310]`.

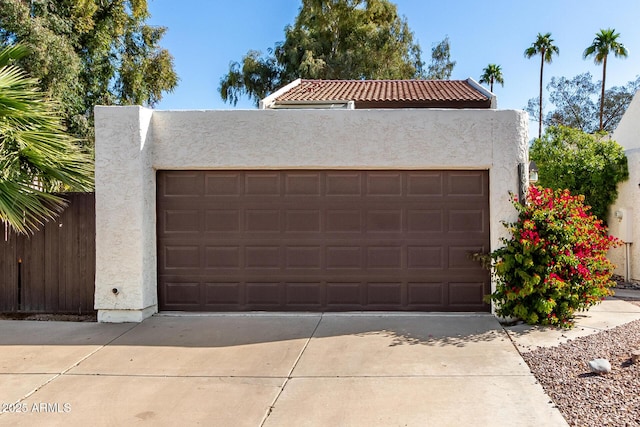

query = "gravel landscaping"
[522, 299, 640, 426]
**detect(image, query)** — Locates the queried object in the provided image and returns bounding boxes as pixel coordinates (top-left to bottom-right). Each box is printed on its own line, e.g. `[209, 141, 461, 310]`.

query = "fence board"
[0, 226, 18, 311]
[0, 193, 95, 313]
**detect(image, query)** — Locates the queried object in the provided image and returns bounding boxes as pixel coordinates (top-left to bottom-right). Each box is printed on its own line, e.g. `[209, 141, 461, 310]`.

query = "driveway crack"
[258, 313, 323, 427]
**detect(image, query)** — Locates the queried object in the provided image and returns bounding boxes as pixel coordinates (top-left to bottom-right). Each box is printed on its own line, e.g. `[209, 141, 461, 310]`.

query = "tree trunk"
[600, 56, 607, 131]
[538, 51, 544, 139]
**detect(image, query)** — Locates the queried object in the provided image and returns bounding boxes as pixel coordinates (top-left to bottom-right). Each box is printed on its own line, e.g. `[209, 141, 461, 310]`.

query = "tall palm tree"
[0, 44, 94, 234]
[583, 28, 629, 131]
[479, 64, 504, 92]
[525, 33, 559, 139]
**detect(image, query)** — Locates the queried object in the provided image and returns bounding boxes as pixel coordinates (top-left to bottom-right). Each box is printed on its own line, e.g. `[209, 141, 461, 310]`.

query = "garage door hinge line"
[258, 313, 323, 427]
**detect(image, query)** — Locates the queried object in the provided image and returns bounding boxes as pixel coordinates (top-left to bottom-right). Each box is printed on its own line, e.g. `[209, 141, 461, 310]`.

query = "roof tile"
[274, 79, 489, 106]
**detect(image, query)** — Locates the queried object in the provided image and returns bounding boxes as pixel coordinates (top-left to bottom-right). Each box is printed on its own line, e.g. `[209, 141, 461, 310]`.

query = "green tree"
[530, 125, 628, 221]
[525, 33, 559, 138]
[583, 28, 629, 131]
[526, 73, 640, 133]
[479, 64, 504, 92]
[0, 45, 93, 234]
[426, 36, 456, 80]
[219, 0, 425, 106]
[0, 0, 178, 143]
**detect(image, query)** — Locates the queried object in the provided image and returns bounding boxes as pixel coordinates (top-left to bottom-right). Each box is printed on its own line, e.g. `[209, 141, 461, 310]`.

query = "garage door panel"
[449, 282, 486, 309]
[245, 246, 280, 269]
[205, 246, 240, 269]
[246, 282, 282, 305]
[205, 210, 240, 232]
[448, 172, 486, 196]
[285, 210, 321, 232]
[157, 170, 490, 312]
[449, 246, 487, 269]
[367, 283, 402, 305]
[161, 281, 201, 308]
[245, 210, 280, 232]
[162, 246, 200, 270]
[160, 171, 203, 196]
[407, 246, 444, 269]
[285, 173, 321, 195]
[407, 210, 443, 232]
[366, 172, 403, 196]
[448, 209, 486, 233]
[285, 282, 322, 306]
[407, 172, 444, 196]
[205, 282, 242, 306]
[162, 210, 200, 233]
[245, 173, 280, 195]
[407, 282, 446, 307]
[326, 173, 361, 195]
[326, 282, 363, 306]
[285, 247, 322, 269]
[367, 210, 402, 233]
[326, 246, 363, 269]
[326, 210, 362, 233]
[205, 173, 241, 196]
[366, 246, 402, 269]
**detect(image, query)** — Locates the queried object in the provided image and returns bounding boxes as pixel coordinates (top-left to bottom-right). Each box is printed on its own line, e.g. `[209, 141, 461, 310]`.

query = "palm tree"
[0, 44, 94, 234]
[479, 64, 504, 92]
[525, 33, 559, 138]
[583, 28, 629, 131]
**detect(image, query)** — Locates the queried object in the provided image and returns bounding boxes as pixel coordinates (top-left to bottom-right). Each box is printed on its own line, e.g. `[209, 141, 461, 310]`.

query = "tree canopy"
[0, 44, 93, 234]
[530, 125, 628, 221]
[219, 0, 429, 106]
[525, 72, 640, 134]
[426, 36, 455, 80]
[0, 0, 178, 143]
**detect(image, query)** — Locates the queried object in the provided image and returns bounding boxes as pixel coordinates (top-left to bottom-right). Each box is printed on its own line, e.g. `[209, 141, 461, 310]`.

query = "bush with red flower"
[487, 186, 621, 327]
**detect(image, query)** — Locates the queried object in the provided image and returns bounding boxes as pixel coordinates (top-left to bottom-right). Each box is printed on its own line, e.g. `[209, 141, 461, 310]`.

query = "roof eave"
[259, 78, 303, 109]
[466, 77, 497, 108]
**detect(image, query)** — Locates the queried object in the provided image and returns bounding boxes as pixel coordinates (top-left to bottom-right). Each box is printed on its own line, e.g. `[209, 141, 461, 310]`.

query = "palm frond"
[0, 43, 94, 234]
[0, 180, 66, 235]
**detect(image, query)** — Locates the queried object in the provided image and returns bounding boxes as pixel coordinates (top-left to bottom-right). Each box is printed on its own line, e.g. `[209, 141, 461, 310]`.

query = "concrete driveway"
[0, 310, 576, 427]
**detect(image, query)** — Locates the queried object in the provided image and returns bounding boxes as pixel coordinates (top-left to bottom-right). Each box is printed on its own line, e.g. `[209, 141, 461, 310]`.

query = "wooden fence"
[0, 193, 95, 313]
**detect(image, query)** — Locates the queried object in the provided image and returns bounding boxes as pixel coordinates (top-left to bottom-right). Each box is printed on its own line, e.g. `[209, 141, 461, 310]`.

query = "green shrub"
[530, 125, 628, 222]
[486, 186, 621, 327]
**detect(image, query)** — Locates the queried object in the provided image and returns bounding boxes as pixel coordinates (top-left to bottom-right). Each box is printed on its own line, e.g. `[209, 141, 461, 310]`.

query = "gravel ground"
[522, 300, 640, 427]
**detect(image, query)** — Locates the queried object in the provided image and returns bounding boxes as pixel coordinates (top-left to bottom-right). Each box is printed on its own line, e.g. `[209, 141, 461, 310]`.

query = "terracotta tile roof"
[272, 79, 491, 107]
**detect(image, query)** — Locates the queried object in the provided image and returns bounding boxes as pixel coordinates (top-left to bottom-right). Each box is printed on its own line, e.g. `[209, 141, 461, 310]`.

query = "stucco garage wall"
[94, 106, 529, 322]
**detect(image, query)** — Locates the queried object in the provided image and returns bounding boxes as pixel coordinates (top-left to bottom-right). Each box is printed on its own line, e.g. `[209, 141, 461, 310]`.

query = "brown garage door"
[157, 170, 490, 312]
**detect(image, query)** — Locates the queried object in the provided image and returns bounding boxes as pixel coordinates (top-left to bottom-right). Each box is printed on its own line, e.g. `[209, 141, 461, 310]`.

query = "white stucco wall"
[94, 106, 529, 322]
[608, 90, 640, 279]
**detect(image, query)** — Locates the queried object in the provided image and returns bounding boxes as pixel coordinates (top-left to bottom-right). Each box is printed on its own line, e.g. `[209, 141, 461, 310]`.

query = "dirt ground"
[0, 312, 97, 322]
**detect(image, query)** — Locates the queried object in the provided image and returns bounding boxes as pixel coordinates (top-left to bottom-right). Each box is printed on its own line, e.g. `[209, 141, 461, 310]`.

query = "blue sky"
[147, 0, 640, 127]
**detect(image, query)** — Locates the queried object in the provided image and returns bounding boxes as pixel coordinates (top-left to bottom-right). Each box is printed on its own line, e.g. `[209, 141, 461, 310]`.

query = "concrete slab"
[505, 299, 640, 352]
[0, 313, 574, 426]
[0, 374, 282, 427]
[262, 377, 568, 427]
[0, 321, 136, 373]
[293, 314, 530, 376]
[0, 374, 57, 403]
[69, 315, 321, 377]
